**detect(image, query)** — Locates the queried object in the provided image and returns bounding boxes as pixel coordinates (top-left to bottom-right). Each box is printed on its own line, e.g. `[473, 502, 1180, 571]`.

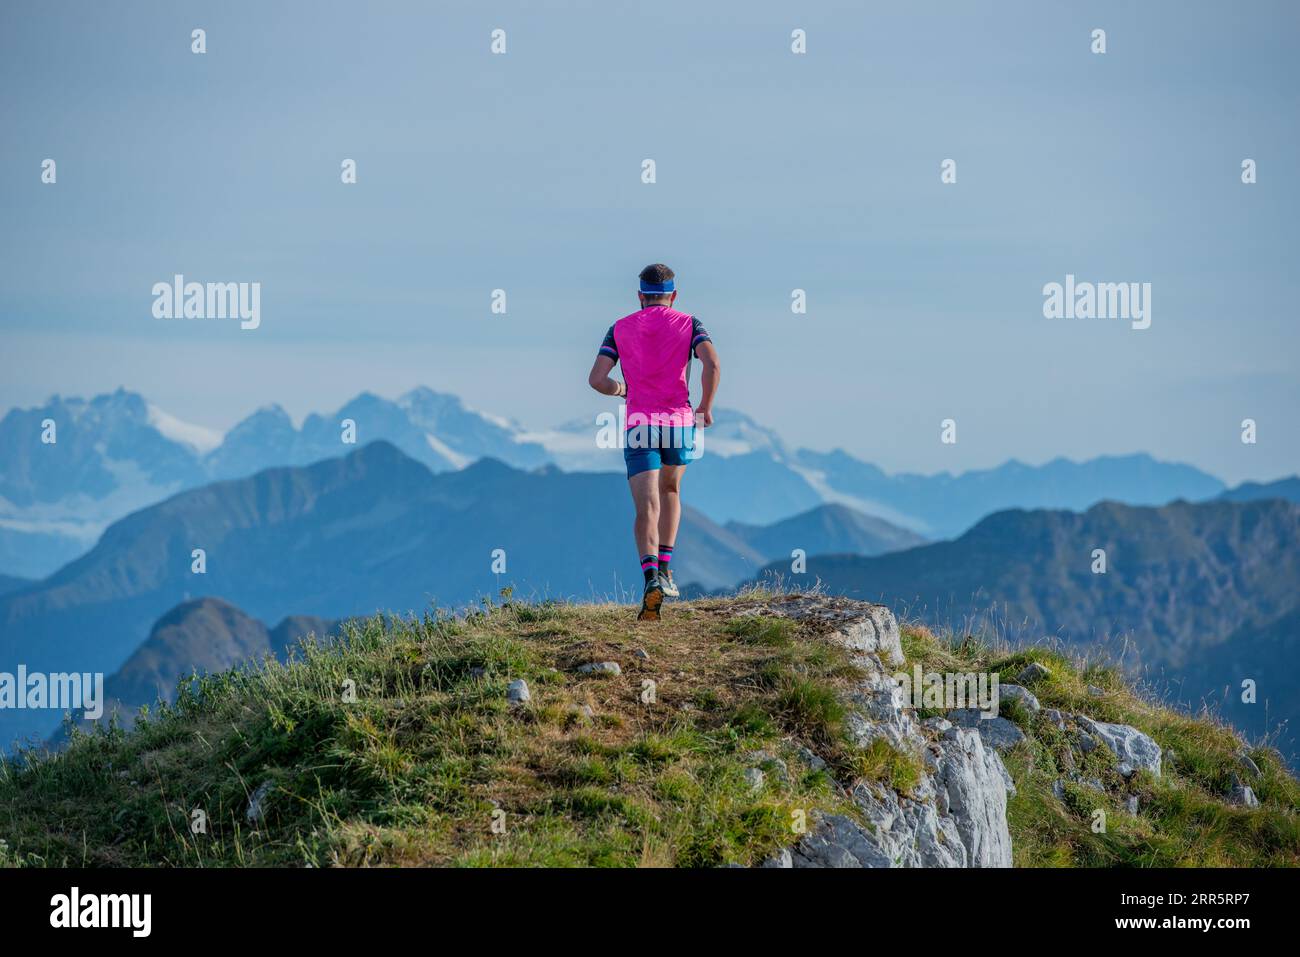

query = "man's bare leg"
[629, 469, 663, 619]
[657, 465, 685, 595]
[630, 469, 660, 562]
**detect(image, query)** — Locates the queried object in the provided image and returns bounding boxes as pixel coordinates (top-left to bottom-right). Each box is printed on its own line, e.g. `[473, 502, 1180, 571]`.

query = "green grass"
[0, 599, 883, 868]
[724, 615, 796, 647]
[900, 622, 1300, 867]
[2, 596, 1294, 868]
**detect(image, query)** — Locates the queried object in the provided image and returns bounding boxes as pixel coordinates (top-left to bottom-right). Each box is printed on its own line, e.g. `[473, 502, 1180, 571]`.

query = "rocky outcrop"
[1228, 773, 1259, 808]
[1034, 706, 1164, 816]
[730, 594, 905, 668]
[1016, 662, 1052, 685]
[790, 722, 1015, 868]
[948, 709, 1027, 752]
[245, 780, 274, 824]
[506, 679, 530, 705]
[999, 684, 1041, 712]
[743, 596, 1181, 868]
[576, 661, 621, 676]
[930, 726, 1016, 866]
[740, 596, 1015, 869]
[790, 813, 898, 868]
[1075, 715, 1162, 777]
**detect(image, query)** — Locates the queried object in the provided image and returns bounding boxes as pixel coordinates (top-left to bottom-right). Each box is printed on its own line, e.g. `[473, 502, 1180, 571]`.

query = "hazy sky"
[2, 1, 1297, 484]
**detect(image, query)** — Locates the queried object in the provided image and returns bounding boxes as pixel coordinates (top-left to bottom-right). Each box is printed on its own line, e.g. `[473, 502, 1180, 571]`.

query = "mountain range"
[0, 387, 1256, 580]
[791, 449, 1229, 537]
[0, 442, 914, 748]
[0, 388, 549, 577]
[1, 436, 1295, 764]
[4, 387, 1297, 758]
[1217, 476, 1300, 505]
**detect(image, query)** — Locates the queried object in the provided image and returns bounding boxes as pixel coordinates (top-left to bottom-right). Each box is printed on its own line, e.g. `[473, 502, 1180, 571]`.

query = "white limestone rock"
[1075, 715, 1162, 777]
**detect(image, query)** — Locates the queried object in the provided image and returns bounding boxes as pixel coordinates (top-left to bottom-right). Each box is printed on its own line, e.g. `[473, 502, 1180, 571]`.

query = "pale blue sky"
[2, 0, 1297, 483]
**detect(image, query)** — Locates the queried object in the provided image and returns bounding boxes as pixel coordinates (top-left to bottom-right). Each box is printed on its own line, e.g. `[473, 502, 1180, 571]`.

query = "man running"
[587, 264, 720, 620]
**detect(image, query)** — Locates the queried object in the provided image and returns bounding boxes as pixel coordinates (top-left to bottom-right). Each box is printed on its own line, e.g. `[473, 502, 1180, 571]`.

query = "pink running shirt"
[598, 306, 712, 428]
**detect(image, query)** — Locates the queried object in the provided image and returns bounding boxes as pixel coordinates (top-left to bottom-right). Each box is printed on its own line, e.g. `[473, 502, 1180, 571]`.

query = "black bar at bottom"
[0, 866, 1281, 942]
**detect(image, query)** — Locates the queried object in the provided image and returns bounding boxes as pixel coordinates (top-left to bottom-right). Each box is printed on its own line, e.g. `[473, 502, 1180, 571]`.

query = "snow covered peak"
[145, 403, 224, 454]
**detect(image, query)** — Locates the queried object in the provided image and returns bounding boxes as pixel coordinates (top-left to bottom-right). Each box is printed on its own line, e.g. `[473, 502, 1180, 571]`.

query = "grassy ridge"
[0, 597, 878, 867]
[902, 625, 1300, 867]
[1, 594, 1297, 868]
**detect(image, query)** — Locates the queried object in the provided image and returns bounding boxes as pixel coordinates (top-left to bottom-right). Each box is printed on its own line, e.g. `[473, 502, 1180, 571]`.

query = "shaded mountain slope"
[1217, 476, 1300, 504]
[0, 575, 31, 598]
[727, 503, 925, 559]
[101, 597, 339, 720]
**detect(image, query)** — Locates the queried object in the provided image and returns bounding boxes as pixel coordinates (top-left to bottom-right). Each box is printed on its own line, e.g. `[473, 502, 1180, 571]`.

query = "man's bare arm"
[588, 355, 625, 397]
[694, 340, 720, 427]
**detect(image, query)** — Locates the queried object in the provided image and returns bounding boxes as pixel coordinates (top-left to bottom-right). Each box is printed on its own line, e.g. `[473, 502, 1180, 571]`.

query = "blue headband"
[639, 279, 675, 294]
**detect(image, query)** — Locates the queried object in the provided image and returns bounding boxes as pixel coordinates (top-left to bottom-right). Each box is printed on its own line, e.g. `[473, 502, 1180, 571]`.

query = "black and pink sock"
[658, 544, 674, 576]
[640, 554, 659, 583]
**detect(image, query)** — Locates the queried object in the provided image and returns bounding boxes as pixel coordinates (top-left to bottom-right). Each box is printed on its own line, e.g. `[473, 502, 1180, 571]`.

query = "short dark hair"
[639, 264, 675, 302]
[639, 263, 675, 285]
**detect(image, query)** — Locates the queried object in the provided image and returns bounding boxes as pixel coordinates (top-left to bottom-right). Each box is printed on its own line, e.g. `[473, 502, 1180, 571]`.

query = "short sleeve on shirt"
[690, 317, 712, 356]
[598, 325, 618, 362]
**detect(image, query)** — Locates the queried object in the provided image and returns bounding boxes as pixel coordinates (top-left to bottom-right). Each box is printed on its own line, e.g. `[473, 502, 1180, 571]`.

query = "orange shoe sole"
[637, 585, 664, 622]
